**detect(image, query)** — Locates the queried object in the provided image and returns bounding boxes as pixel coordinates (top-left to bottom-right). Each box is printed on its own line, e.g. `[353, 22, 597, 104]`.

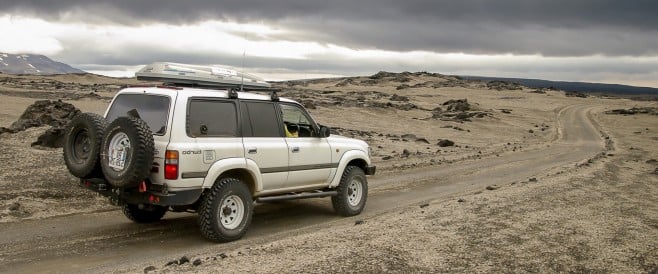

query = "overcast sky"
[1, 0, 657, 87]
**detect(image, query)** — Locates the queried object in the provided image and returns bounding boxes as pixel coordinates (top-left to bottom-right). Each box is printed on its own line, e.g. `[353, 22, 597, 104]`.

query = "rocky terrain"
[0, 72, 656, 273]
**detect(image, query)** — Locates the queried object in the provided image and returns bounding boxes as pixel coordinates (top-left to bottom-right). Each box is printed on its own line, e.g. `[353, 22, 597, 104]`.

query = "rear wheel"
[122, 204, 167, 223]
[198, 178, 253, 242]
[332, 166, 368, 216]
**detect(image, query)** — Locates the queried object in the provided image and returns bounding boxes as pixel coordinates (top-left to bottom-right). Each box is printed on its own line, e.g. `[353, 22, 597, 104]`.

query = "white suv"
[63, 81, 375, 242]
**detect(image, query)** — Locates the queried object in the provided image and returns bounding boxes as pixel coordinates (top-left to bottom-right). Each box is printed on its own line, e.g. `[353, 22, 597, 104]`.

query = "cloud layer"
[2, 0, 657, 57]
[1, 1, 657, 86]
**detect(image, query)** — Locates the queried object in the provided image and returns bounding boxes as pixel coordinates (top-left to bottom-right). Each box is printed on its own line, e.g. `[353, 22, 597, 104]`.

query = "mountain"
[0, 53, 85, 75]
[461, 75, 658, 96]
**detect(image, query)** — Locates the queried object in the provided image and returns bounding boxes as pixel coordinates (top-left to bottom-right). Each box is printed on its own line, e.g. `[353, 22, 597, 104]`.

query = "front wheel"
[332, 166, 368, 216]
[198, 178, 253, 242]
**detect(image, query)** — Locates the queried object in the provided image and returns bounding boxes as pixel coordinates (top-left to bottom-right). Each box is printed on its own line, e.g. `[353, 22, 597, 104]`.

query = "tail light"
[164, 150, 179, 180]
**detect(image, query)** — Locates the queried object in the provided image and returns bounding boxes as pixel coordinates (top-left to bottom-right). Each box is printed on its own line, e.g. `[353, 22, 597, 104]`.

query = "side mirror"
[319, 125, 331, 138]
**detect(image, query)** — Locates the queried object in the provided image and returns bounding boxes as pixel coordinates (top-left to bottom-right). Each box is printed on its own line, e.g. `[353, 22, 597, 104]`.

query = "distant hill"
[0, 53, 85, 75]
[461, 75, 658, 96]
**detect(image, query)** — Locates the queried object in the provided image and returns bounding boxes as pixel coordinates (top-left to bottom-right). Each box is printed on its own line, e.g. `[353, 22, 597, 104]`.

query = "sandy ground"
[0, 73, 656, 273]
[161, 110, 657, 274]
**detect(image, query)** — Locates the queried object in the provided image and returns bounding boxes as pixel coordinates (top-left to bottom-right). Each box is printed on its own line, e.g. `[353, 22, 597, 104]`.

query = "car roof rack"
[159, 81, 279, 92]
[135, 62, 271, 89]
[133, 63, 284, 101]
[158, 82, 283, 102]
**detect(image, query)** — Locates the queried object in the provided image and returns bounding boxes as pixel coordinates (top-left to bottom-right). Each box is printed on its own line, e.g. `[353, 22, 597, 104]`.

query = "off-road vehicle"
[63, 63, 376, 242]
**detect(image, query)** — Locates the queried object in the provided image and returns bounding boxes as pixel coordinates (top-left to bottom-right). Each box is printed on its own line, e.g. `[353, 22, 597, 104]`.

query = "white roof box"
[135, 62, 271, 89]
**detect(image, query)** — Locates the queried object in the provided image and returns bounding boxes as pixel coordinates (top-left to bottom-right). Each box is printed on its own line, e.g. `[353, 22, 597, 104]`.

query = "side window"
[187, 100, 237, 137]
[280, 104, 316, 138]
[241, 101, 282, 137]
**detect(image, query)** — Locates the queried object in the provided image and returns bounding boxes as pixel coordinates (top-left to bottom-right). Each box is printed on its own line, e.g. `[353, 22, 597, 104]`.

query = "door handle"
[247, 147, 257, 154]
[291, 146, 300, 153]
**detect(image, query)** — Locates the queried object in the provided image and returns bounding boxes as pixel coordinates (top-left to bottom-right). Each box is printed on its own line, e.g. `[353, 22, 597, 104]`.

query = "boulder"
[0, 100, 81, 148]
[437, 139, 455, 147]
[3, 100, 80, 134]
[442, 99, 470, 111]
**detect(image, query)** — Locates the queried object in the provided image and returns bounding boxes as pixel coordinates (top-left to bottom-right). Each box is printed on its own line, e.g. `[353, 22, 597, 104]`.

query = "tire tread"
[122, 204, 167, 223]
[63, 112, 108, 178]
[332, 165, 368, 216]
[101, 117, 154, 188]
[198, 178, 253, 242]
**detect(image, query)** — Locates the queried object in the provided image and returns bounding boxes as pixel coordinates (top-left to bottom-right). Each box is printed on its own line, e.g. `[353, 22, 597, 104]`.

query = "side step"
[256, 190, 338, 203]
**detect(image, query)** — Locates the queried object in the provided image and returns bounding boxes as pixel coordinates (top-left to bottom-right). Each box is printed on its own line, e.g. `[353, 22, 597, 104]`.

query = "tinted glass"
[188, 100, 237, 137]
[242, 101, 281, 137]
[106, 94, 170, 135]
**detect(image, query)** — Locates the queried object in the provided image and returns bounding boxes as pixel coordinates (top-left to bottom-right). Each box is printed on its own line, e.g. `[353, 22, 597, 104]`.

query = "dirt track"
[0, 104, 612, 273]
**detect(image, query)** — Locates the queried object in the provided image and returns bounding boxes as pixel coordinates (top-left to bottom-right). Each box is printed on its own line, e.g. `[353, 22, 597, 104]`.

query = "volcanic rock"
[0, 100, 80, 134]
[487, 80, 523, 91]
[437, 139, 455, 147]
[442, 99, 471, 111]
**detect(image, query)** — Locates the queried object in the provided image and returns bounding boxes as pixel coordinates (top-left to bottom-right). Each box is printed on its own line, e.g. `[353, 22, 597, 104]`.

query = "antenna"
[240, 50, 245, 92]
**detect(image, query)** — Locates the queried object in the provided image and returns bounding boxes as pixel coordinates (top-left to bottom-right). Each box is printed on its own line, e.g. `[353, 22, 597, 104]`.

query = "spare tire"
[63, 113, 108, 178]
[100, 117, 154, 188]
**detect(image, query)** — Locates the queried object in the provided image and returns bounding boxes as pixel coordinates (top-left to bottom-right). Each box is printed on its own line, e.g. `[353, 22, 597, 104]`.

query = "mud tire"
[63, 113, 108, 178]
[122, 204, 167, 223]
[100, 117, 154, 188]
[332, 166, 368, 216]
[198, 178, 253, 242]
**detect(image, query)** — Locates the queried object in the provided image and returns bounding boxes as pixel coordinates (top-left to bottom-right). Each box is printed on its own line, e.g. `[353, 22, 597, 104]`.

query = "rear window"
[106, 94, 170, 135]
[187, 99, 238, 137]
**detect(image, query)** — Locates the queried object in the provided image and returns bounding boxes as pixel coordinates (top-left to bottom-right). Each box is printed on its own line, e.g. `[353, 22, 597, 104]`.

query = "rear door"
[240, 101, 289, 191]
[105, 92, 173, 185]
[179, 98, 243, 182]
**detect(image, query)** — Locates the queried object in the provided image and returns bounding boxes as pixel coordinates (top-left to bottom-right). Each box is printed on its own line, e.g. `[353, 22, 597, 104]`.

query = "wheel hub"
[73, 130, 91, 161]
[107, 132, 130, 171]
[222, 206, 232, 216]
[219, 195, 244, 230]
[347, 178, 363, 206]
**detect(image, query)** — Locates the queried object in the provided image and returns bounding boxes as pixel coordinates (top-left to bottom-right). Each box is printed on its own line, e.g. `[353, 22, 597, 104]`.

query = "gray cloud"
[2, 0, 657, 57]
[54, 42, 371, 74]
[56, 39, 658, 76]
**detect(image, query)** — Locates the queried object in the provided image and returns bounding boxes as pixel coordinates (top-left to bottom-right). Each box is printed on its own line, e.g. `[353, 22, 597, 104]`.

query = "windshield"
[106, 94, 171, 135]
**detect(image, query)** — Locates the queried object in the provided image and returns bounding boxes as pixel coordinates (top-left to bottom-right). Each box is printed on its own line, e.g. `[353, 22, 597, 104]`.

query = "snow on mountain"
[0, 53, 85, 75]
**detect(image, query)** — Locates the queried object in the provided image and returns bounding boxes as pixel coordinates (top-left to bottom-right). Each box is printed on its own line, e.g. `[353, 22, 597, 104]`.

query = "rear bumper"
[365, 165, 377, 175]
[80, 178, 202, 206]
